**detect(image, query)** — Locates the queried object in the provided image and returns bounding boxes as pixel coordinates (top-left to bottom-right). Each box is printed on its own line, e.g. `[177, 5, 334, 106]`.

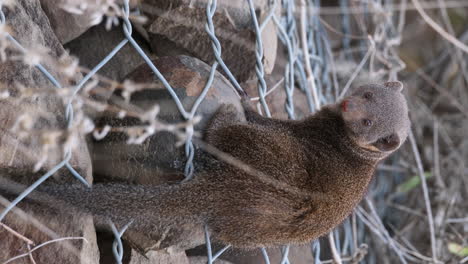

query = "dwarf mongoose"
[9, 81, 410, 249]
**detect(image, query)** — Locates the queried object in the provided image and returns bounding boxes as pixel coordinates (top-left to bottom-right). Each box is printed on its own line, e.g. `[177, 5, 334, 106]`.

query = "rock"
[92, 55, 242, 185]
[0, 199, 99, 264]
[0, 0, 92, 183]
[221, 245, 314, 264]
[39, 0, 93, 44]
[0, 0, 96, 261]
[1, 0, 62, 56]
[128, 250, 189, 264]
[0, 101, 93, 183]
[96, 232, 192, 264]
[259, 8, 278, 75]
[123, 221, 205, 254]
[188, 256, 233, 264]
[243, 78, 313, 121]
[243, 42, 313, 120]
[148, 7, 256, 83]
[65, 22, 152, 83]
[144, 0, 279, 82]
[142, 0, 270, 29]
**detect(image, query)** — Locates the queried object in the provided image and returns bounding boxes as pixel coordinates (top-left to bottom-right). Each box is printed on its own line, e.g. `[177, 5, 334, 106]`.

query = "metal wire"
[312, 240, 321, 264]
[0, 0, 416, 263]
[248, 0, 272, 117]
[0, 5, 91, 223]
[261, 247, 271, 264]
[110, 221, 133, 264]
[280, 245, 290, 264]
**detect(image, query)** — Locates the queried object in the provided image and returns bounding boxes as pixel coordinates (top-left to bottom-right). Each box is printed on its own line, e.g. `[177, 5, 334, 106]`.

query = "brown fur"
[3, 82, 410, 250]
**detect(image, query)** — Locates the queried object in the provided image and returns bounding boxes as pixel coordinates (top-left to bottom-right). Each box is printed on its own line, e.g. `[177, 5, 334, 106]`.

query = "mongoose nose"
[341, 99, 356, 112]
[341, 99, 360, 113]
[341, 100, 349, 112]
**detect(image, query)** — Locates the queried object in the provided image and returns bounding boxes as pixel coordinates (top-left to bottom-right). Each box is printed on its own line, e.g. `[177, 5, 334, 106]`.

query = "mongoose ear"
[383, 81, 403, 92]
[372, 133, 400, 152]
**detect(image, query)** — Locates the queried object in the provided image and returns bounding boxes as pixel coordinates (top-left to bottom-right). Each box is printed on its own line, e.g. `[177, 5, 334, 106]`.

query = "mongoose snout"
[340, 81, 409, 153]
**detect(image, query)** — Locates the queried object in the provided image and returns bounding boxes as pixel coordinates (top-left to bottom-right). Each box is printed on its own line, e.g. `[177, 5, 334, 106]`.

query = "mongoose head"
[339, 81, 410, 155]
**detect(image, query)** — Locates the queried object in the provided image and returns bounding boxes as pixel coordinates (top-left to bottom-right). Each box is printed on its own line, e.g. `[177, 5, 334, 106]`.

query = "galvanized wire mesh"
[0, 0, 458, 263]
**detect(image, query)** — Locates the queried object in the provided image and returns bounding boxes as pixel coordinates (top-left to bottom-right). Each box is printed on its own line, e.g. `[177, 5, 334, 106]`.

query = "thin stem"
[411, 0, 468, 54]
[299, 0, 320, 110]
[408, 130, 438, 262]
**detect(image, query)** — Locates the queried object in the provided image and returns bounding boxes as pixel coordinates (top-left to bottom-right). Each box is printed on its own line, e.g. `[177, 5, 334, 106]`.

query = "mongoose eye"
[363, 92, 373, 100]
[362, 119, 373, 126]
